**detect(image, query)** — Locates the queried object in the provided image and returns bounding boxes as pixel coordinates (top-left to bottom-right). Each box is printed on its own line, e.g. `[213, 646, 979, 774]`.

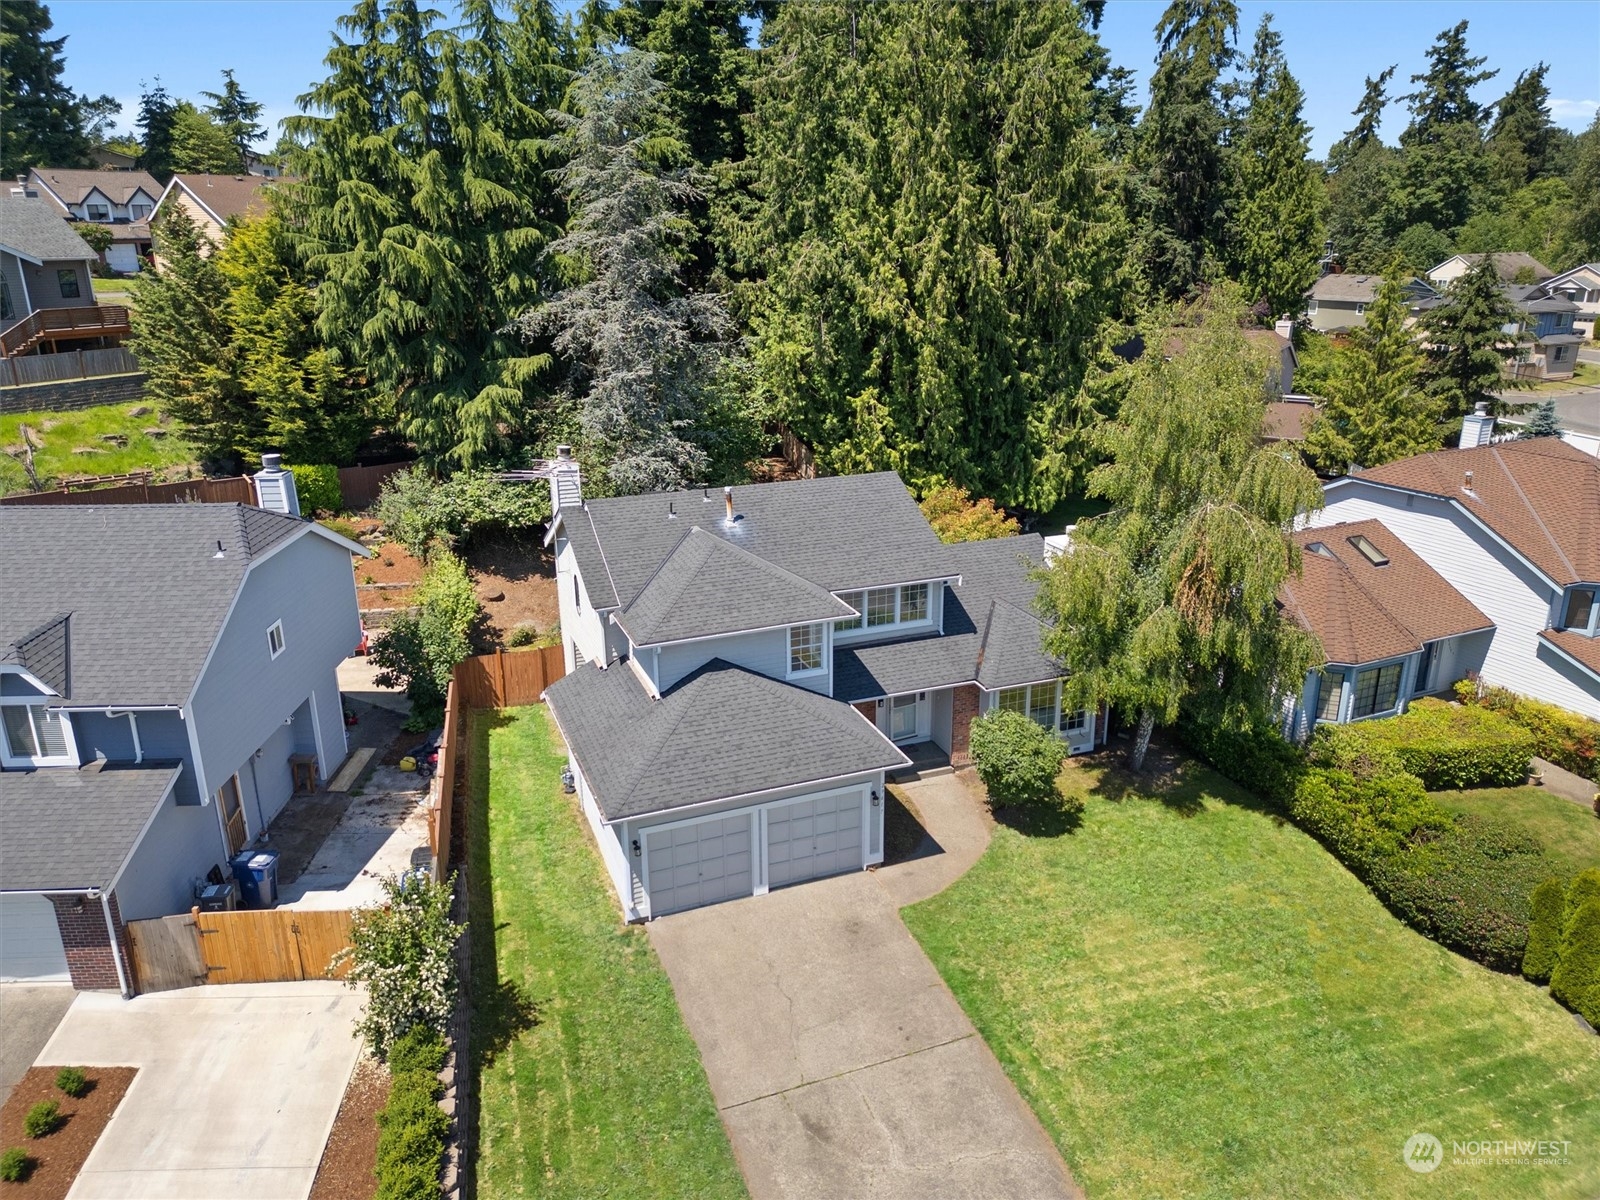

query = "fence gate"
[192, 908, 355, 985]
[126, 913, 207, 993]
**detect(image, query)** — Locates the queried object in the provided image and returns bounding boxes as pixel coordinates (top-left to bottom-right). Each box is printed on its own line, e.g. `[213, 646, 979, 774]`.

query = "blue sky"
[44, 0, 1600, 159]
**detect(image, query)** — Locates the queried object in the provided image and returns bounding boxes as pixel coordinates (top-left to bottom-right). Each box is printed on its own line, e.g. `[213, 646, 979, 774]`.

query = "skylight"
[1305, 541, 1335, 559]
[1347, 534, 1389, 566]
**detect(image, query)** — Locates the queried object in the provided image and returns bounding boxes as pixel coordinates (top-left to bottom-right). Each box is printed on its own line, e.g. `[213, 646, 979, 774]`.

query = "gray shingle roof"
[0, 763, 180, 891]
[544, 658, 908, 821]
[555, 473, 953, 614]
[0, 195, 96, 263]
[833, 535, 1061, 701]
[614, 526, 856, 647]
[1, 504, 312, 706]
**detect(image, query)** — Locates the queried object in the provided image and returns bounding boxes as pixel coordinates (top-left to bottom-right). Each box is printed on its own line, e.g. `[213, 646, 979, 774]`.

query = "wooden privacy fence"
[0, 347, 138, 387]
[2, 460, 412, 507]
[336, 461, 408, 509]
[126, 907, 355, 993]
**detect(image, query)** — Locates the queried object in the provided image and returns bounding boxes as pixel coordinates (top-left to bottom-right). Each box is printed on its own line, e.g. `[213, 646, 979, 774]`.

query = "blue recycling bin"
[230, 848, 281, 909]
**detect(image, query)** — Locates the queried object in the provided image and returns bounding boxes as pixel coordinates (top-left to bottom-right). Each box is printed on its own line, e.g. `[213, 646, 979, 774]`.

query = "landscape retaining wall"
[0, 372, 148, 415]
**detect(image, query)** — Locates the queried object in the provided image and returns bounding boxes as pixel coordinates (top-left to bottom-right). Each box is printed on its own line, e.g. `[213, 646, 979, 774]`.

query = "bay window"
[1350, 662, 1403, 719]
[995, 682, 1059, 731]
[1316, 670, 1343, 722]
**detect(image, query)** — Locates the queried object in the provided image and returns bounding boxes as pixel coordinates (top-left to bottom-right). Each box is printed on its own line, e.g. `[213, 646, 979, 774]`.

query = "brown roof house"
[1279, 520, 1493, 736]
[1301, 421, 1600, 722]
[1428, 252, 1555, 288]
[19, 167, 161, 274]
[148, 173, 283, 264]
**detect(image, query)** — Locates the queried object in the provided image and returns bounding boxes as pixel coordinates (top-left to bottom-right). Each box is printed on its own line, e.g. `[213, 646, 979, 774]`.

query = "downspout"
[105, 709, 143, 763]
[93, 889, 131, 999]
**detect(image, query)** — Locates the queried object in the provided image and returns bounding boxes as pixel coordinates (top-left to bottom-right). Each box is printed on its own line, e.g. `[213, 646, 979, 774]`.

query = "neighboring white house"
[1300, 432, 1600, 722]
[538, 451, 1094, 921]
[1541, 262, 1600, 339]
[0, 467, 366, 991]
[21, 167, 161, 273]
[1428, 251, 1555, 289]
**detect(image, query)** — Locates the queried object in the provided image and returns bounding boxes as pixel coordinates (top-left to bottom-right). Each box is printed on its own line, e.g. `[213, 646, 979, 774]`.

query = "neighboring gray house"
[21, 167, 160, 274]
[0, 195, 102, 351]
[1542, 262, 1600, 338]
[0, 487, 365, 990]
[540, 455, 1099, 921]
[1304, 272, 1440, 333]
[1505, 284, 1584, 382]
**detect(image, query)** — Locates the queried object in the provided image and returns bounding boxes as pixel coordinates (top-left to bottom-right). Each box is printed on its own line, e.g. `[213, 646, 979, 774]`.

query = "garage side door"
[0, 894, 69, 983]
[645, 813, 753, 917]
[766, 791, 863, 889]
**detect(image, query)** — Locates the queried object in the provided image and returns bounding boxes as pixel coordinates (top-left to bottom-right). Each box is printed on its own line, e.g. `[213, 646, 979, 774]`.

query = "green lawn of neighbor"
[0, 400, 195, 493]
[903, 757, 1600, 1200]
[91, 276, 137, 308]
[1435, 785, 1600, 879]
[467, 706, 747, 1200]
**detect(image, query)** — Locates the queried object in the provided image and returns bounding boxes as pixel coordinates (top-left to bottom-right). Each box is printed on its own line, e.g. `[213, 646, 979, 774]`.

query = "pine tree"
[202, 69, 266, 171]
[1229, 17, 1322, 320]
[129, 205, 254, 470]
[748, 0, 1127, 511]
[135, 80, 178, 183]
[1393, 22, 1494, 238]
[1037, 290, 1325, 771]
[1519, 399, 1561, 439]
[1338, 66, 1395, 158]
[1136, 0, 1238, 298]
[1323, 67, 1399, 270]
[516, 49, 747, 494]
[170, 102, 238, 174]
[1566, 114, 1600, 263]
[1416, 254, 1532, 419]
[1303, 267, 1442, 471]
[1400, 21, 1496, 144]
[0, 0, 93, 175]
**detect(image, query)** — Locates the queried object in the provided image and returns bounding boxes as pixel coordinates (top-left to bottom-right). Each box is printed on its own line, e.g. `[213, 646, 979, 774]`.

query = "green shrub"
[370, 551, 478, 729]
[1549, 897, 1600, 1026]
[1522, 876, 1567, 984]
[319, 516, 361, 543]
[1323, 700, 1535, 790]
[1566, 868, 1600, 935]
[386, 1026, 447, 1075]
[374, 1066, 447, 1200]
[23, 1101, 59, 1139]
[289, 463, 343, 515]
[1180, 717, 1304, 801]
[0, 1147, 33, 1183]
[1456, 680, 1600, 783]
[505, 623, 538, 648]
[54, 1067, 88, 1098]
[969, 710, 1069, 809]
[374, 467, 551, 559]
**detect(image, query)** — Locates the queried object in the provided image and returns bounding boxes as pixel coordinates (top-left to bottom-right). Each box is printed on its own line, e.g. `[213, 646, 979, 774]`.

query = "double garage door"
[0, 895, 70, 983]
[644, 788, 866, 917]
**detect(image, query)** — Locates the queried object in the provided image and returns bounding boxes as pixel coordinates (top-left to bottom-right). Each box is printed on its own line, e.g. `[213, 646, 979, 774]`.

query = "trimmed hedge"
[375, 1031, 449, 1200]
[1320, 700, 1535, 790]
[1522, 876, 1567, 984]
[1457, 680, 1600, 783]
[1550, 897, 1600, 1027]
[1567, 868, 1600, 934]
[970, 710, 1069, 809]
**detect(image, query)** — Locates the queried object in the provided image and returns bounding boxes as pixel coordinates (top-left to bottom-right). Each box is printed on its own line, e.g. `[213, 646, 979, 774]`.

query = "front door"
[219, 775, 247, 854]
[889, 693, 927, 742]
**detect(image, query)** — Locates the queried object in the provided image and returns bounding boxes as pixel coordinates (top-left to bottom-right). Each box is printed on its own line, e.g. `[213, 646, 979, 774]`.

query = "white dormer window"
[0, 703, 78, 767]
[130, 203, 152, 219]
[267, 620, 286, 659]
[788, 624, 825, 676]
[834, 582, 937, 639]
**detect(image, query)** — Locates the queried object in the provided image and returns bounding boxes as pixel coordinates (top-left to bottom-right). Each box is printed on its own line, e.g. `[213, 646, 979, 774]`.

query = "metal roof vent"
[252, 452, 300, 516]
[723, 486, 736, 527]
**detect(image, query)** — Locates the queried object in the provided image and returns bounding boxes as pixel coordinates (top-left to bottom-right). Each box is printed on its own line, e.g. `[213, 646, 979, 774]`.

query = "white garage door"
[0, 895, 69, 983]
[645, 813, 753, 916]
[766, 790, 863, 889]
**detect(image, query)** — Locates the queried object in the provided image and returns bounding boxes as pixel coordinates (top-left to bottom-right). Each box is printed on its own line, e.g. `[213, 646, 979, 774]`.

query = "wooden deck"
[0, 304, 131, 358]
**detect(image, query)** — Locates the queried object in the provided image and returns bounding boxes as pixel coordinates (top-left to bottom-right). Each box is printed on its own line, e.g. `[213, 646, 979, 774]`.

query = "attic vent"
[252, 453, 300, 516]
[1305, 541, 1335, 559]
[1347, 534, 1388, 566]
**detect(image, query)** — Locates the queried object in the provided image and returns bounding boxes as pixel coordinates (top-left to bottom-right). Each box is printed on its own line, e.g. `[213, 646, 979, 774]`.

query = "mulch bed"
[309, 1057, 390, 1200]
[0, 1067, 135, 1198]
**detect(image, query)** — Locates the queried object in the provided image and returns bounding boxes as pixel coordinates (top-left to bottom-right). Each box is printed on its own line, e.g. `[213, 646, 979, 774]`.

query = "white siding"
[555, 537, 607, 671]
[1308, 484, 1600, 718]
[572, 759, 637, 921]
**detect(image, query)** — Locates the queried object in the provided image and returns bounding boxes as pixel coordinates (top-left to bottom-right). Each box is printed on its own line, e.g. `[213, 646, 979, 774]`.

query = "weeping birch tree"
[1038, 291, 1324, 770]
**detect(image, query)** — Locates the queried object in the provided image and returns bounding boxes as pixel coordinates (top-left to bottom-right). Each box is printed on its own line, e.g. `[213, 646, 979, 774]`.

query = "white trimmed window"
[1061, 708, 1088, 735]
[866, 587, 897, 627]
[1, 703, 77, 767]
[996, 682, 1059, 730]
[788, 624, 824, 675]
[835, 591, 864, 632]
[997, 686, 1028, 714]
[267, 620, 286, 659]
[900, 582, 929, 623]
[835, 583, 937, 637]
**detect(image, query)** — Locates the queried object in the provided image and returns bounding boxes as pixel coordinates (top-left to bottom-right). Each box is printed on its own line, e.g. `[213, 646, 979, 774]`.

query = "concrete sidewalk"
[38, 981, 362, 1200]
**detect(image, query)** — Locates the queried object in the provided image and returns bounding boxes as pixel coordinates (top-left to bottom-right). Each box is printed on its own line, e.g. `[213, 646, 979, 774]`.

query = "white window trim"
[787, 623, 827, 678]
[0, 701, 80, 768]
[267, 620, 286, 660]
[832, 582, 937, 642]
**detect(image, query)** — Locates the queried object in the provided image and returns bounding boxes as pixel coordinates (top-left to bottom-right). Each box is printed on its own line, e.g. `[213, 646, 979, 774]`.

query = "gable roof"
[553, 472, 953, 617]
[544, 658, 908, 821]
[26, 167, 162, 210]
[0, 195, 95, 264]
[1433, 252, 1554, 283]
[1539, 629, 1600, 685]
[161, 173, 279, 225]
[0, 504, 329, 706]
[1282, 521, 1492, 666]
[1354, 439, 1600, 586]
[0, 763, 180, 891]
[1264, 398, 1316, 442]
[1306, 273, 1438, 304]
[614, 525, 856, 647]
[1544, 263, 1600, 289]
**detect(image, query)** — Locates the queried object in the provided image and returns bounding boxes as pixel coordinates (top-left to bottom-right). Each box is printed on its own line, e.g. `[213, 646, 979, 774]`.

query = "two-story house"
[149, 173, 281, 263]
[0, 196, 128, 359]
[1505, 284, 1584, 382]
[22, 167, 161, 273]
[540, 452, 1091, 920]
[1304, 273, 1440, 333]
[1542, 262, 1600, 339]
[0, 470, 364, 990]
[1298, 427, 1600, 723]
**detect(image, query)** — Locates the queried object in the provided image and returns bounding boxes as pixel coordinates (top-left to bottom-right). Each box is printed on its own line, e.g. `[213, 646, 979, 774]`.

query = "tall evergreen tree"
[1400, 21, 1496, 144]
[202, 69, 266, 171]
[1391, 21, 1493, 238]
[1136, 0, 1238, 298]
[135, 80, 178, 182]
[1229, 16, 1322, 319]
[1038, 290, 1324, 770]
[1303, 267, 1441, 472]
[1568, 114, 1600, 263]
[0, 0, 94, 174]
[749, 0, 1127, 510]
[1337, 66, 1395, 158]
[1416, 254, 1531, 420]
[517, 50, 749, 493]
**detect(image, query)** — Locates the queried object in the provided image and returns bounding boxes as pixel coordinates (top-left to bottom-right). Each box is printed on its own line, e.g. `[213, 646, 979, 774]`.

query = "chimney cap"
[556, 444, 572, 460]
[1473, 400, 1489, 415]
[260, 452, 283, 472]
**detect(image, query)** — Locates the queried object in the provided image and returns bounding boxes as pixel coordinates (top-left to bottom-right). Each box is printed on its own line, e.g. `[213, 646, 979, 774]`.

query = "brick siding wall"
[950, 685, 981, 767]
[48, 891, 129, 991]
[852, 700, 878, 725]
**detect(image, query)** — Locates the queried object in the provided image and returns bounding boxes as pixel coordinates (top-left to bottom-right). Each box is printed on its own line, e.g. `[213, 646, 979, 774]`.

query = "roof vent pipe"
[1464, 470, 1474, 492]
[724, 486, 734, 526]
[252, 453, 300, 516]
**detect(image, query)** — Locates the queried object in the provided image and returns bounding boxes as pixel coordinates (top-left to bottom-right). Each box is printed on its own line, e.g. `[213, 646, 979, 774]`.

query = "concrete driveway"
[648, 774, 1080, 1200]
[0, 985, 75, 1108]
[36, 981, 362, 1200]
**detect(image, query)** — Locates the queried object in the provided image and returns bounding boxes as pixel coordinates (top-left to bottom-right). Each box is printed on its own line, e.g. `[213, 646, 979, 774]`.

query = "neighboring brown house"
[148, 173, 283, 263]
[1263, 396, 1317, 444]
[18, 167, 161, 274]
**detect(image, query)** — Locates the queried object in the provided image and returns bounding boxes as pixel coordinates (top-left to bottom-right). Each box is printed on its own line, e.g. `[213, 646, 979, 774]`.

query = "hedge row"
[1318, 699, 1535, 790]
[1457, 680, 1600, 784]
[1526, 869, 1600, 1027]
[375, 1028, 448, 1200]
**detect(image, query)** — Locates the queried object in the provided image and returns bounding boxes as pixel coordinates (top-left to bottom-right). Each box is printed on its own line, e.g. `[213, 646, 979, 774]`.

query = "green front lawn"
[0, 400, 195, 493]
[903, 758, 1600, 1200]
[467, 706, 747, 1200]
[1435, 786, 1600, 879]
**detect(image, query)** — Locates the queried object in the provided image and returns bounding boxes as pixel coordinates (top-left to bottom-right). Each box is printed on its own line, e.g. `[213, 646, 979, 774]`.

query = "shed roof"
[0, 763, 180, 892]
[0, 195, 96, 263]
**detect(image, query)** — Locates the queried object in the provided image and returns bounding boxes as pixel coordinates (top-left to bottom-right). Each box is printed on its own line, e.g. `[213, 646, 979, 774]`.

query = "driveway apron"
[648, 777, 1080, 1200]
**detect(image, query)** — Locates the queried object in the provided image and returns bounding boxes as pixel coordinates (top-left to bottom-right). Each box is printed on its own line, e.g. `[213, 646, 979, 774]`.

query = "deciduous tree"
[918, 484, 1020, 544]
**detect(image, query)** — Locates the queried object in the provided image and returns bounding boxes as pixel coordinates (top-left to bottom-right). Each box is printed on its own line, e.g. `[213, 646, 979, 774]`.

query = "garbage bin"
[230, 849, 281, 909]
[198, 879, 238, 912]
